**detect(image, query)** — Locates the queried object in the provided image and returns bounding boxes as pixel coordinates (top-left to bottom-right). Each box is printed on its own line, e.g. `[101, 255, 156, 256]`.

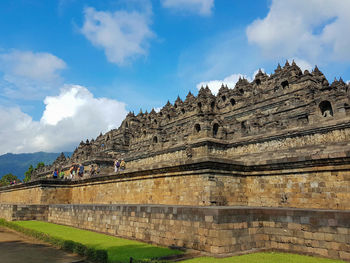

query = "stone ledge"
[3, 156, 350, 194]
[48, 204, 350, 229]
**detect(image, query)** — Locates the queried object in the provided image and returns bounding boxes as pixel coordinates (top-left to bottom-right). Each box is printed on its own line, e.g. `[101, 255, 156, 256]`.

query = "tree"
[23, 162, 45, 183]
[0, 173, 20, 186]
[36, 162, 45, 169]
[24, 164, 34, 183]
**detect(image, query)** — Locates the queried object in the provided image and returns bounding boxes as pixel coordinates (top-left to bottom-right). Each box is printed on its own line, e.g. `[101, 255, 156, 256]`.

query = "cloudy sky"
[1, 0, 350, 154]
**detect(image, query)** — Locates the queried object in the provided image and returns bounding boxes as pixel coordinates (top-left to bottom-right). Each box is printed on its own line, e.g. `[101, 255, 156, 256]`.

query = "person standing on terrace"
[114, 159, 120, 173]
[69, 164, 77, 179]
[120, 159, 126, 171]
[78, 164, 84, 178]
[53, 169, 58, 179]
[89, 164, 96, 177]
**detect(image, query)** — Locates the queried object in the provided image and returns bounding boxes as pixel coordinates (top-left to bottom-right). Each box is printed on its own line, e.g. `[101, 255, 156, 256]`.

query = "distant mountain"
[0, 152, 72, 180]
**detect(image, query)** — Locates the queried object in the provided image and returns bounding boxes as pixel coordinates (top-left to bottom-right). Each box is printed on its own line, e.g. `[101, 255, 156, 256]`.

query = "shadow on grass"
[91, 243, 181, 263]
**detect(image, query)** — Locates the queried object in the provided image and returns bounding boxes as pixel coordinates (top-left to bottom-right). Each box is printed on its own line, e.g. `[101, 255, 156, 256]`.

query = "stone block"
[340, 251, 350, 261]
[205, 215, 213, 223]
[337, 227, 348, 235]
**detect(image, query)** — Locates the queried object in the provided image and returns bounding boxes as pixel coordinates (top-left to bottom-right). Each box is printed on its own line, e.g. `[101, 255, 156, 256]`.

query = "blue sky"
[1, 0, 350, 154]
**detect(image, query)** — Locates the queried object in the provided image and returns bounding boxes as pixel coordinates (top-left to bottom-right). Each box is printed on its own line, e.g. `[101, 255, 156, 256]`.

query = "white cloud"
[196, 57, 316, 95]
[196, 74, 248, 95]
[0, 50, 66, 81]
[290, 58, 313, 72]
[161, 0, 214, 16]
[0, 50, 66, 99]
[80, 7, 154, 66]
[0, 107, 38, 154]
[0, 85, 127, 154]
[246, 0, 350, 62]
[196, 69, 268, 95]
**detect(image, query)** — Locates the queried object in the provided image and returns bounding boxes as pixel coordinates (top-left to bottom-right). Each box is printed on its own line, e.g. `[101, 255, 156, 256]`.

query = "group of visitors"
[114, 158, 126, 172]
[52, 163, 100, 180]
[69, 163, 85, 179]
[51, 159, 123, 179]
[52, 168, 65, 179]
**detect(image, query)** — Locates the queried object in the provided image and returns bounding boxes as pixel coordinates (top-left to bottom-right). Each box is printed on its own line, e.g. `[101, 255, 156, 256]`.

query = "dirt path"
[0, 227, 85, 263]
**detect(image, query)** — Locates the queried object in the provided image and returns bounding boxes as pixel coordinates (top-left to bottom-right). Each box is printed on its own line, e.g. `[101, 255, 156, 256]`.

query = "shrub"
[86, 247, 96, 260]
[62, 240, 75, 251]
[73, 242, 87, 256]
[130, 259, 168, 263]
[95, 249, 108, 263]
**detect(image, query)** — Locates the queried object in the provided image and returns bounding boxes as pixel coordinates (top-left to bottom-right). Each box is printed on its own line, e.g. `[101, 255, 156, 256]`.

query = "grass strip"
[0, 218, 108, 263]
[6, 220, 182, 263]
[180, 252, 346, 263]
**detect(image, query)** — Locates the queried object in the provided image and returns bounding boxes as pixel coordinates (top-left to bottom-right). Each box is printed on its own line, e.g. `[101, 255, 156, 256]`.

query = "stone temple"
[1, 61, 350, 261]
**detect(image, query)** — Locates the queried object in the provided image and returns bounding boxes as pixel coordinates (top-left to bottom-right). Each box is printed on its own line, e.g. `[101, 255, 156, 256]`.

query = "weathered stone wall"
[40, 186, 72, 204]
[0, 187, 43, 204]
[0, 183, 71, 205]
[47, 204, 350, 261]
[0, 204, 15, 221]
[70, 173, 214, 206]
[64, 165, 350, 209]
[0, 204, 48, 221]
[1, 203, 349, 260]
[0, 163, 350, 261]
[1, 162, 350, 209]
[244, 168, 350, 210]
[214, 167, 350, 210]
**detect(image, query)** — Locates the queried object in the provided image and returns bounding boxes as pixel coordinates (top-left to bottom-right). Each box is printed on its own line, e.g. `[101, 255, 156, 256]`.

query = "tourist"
[73, 164, 79, 177]
[53, 169, 58, 179]
[78, 164, 84, 178]
[69, 166, 74, 179]
[59, 171, 65, 179]
[69, 164, 77, 179]
[114, 159, 120, 172]
[90, 164, 96, 177]
[120, 159, 126, 171]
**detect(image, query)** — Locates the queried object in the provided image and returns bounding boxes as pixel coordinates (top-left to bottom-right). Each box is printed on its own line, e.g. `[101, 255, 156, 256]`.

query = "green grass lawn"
[181, 252, 346, 263]
[14, 221, 182, 263]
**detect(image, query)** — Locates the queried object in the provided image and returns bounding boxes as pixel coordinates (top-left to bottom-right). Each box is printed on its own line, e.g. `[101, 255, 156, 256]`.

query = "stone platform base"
[1, 204, 350, 261]
[0, 204, 48, 221]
